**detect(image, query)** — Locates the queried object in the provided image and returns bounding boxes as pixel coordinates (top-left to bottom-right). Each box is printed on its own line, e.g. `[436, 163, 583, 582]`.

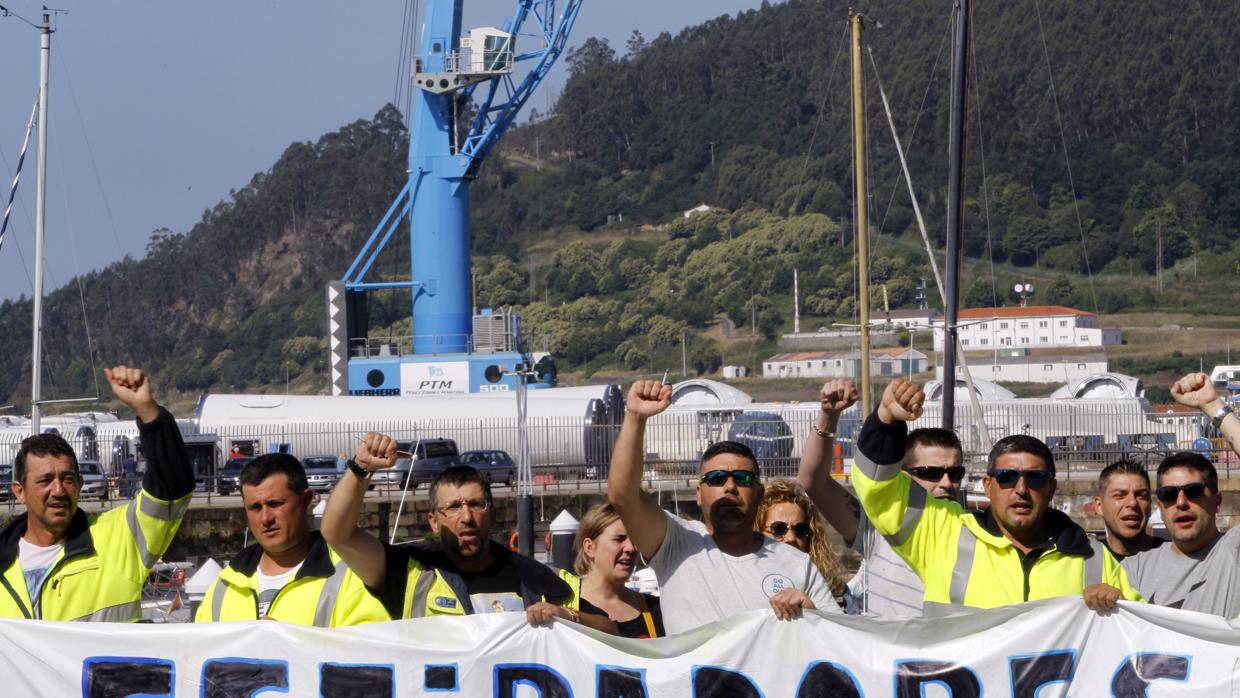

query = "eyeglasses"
[1155, 483, 1210, 505]
[699, 469, 760, 488]
[907, 466, 966, 482]
[767, 521, 810, 539]
[436, 498, 490, 518]
[988, 469, 1053, 488]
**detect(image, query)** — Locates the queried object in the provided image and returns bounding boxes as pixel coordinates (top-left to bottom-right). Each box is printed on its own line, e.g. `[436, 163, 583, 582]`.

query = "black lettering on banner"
[692, 666, 762, 697]
[83, 657, 172, 698]
[425, 664, 459, 691]
[1110, 653, 1190, 697]
[321, 663, 394, 698]
[494, 664, 572, 698]
[201, 659, 289, 698]
[895, 660, 982, 698]
[1010, 651, 1076, 698]
[597, 666, 649, 698]
[796, 661, 863, 697]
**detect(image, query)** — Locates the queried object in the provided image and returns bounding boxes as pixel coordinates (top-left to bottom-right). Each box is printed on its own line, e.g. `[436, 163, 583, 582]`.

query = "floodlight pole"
[514, 363, 535, 556]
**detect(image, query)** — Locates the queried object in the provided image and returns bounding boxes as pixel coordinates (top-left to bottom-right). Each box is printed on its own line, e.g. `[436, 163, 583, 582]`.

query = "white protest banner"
[2, 597, 1238, 696]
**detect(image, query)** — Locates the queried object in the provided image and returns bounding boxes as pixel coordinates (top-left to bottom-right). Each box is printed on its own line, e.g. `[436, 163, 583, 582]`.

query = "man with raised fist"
[851, 378, 1141, 614]
[0, 366, 195, 621]
[607, 379, 839, 635]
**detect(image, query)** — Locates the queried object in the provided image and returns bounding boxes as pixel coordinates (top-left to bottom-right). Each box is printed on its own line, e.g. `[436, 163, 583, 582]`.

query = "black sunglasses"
[767, 521, 811, 539]
[699, 469, 760, 487]
[907, 466, 966, 482]
[989, 468, 1053, 488]
[1155, 483, 1211, 505]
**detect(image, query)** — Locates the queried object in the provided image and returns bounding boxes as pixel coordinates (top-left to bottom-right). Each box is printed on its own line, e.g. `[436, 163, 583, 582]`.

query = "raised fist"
[878, 379, 924, 424]
[1171, 372, 1219, 411]
[105, 365, 158, 422]
[819, 379, 858, 415]
[354, 432, 400, 471]
[625, 380, 672, 418]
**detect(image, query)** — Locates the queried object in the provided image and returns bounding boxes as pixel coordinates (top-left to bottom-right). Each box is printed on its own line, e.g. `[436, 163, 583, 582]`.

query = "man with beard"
[195, 454, 391, 626]
[852, 379, 1141, 613]
[608, 380, 839, 635]
[0, 366, 194, 621]
[1123, 452, 1240, 616]
[1093, 460, 1162, 560]
[322, 434, 614, 631]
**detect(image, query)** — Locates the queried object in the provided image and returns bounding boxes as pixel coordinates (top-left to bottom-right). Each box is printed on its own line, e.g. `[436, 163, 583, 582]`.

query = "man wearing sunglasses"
[797, 379, 965, 617]
[850, 379, 1140, 614]
[609, 380, 839, 635]
[1122, 452, 1240, 617]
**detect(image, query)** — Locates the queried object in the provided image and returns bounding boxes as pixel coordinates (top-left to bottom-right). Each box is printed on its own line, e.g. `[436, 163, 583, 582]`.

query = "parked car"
[0, 464, 12, 502]
[301, 455, 341, 492]
[457, 450, 516, 487]
[217, 457, 253, 496]
[78, 460, 108, 500]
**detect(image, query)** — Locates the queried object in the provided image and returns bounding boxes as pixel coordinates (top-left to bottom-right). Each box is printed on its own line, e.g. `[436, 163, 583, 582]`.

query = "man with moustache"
[851, 379, 1141, 613]
[0, 366, 194, 621]
[195, 454, 391, 626]
[608, 380, 839, 635]
[322, 435, 612, 629]
[1123, 451, 1240, 616]
[1092, 460, 1162, 560]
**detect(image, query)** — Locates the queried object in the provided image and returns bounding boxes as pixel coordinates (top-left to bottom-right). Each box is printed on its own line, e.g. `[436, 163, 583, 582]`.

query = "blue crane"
[328, 0, 583, 396]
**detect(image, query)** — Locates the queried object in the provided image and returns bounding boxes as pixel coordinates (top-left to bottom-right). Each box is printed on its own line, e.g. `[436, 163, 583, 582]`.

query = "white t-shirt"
[846, 512, 926, 617]
[648, 510, 839, 635]
[256, 562, 302, 617]
[18, 538, 63, 609]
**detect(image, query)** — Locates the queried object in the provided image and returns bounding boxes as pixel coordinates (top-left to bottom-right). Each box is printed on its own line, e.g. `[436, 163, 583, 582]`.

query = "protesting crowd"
[5, 365, 1240, 640]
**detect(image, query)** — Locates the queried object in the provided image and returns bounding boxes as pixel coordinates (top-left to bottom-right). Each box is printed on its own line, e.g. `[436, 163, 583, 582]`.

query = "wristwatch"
[346, 459, 372, 480]
[1212, 403, 1234, 428]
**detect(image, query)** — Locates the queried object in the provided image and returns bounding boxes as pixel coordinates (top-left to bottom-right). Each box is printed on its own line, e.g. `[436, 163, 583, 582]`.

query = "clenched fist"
[625, 380, 672, 419]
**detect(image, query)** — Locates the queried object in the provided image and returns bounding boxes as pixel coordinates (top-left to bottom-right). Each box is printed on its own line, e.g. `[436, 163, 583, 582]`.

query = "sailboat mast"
[943, 0, 970, 432]
[30, 13, 52, 434]
[850, 12, 872, 415]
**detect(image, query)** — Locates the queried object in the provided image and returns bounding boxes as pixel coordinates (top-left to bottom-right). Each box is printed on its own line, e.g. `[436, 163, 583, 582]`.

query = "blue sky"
[0, 0, 767, 302]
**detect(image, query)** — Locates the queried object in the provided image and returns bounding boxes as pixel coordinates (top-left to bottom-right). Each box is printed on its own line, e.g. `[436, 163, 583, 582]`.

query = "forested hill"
[481, 0, 1239, 272]
[2, 0, 1239, 409]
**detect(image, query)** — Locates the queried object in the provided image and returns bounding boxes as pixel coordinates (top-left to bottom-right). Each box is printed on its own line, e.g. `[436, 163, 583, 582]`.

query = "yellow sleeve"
[1104, 552, 1145, 602]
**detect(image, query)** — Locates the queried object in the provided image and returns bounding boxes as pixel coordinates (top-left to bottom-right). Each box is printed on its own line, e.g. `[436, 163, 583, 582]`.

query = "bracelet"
[811, 424, 835, 439]
[346, 459, 372, 480]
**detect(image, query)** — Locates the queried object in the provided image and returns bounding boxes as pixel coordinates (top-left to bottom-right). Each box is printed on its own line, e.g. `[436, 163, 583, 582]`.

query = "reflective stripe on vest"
[210, 577, 229, 621]
[408, 568, 438, 618]
[1084, 540, 1105, 588]
[312, 561, 349, 628]
[949, 528, 977, 605]
[138, 492, 191, 522]
[71, 600, 141, 623]
[125, 503, 159, 569]
[883, 485, 928, 549]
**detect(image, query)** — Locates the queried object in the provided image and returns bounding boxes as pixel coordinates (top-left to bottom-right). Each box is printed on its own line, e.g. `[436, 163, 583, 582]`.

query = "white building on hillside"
[936, 352, 1108, 384]
[764, 347, 928, 379]
[931, 305, 1122, 351]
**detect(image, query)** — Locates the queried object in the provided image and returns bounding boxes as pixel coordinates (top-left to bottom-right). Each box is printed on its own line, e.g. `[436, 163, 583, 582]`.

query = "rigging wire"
[871, 13, 953, 253]
[968, 13, 999, 309]
[0, 97, 38, 293]
[1032, 0, 1099, 312]
[788, 22, 850, 215]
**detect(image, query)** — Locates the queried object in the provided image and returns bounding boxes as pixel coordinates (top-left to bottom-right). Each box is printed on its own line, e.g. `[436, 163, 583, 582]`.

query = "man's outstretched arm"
[321, 432, 399, 589]
[1173, 372, 1240, 456]
[797, 379, 861, 545]
[607, 380, 672, 560]
[106, 366, 195, 502]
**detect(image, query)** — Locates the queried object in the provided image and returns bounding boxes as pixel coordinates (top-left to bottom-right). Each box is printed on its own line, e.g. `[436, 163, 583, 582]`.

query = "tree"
[625, 30, 648, 58]
[565, 37, 615, 76]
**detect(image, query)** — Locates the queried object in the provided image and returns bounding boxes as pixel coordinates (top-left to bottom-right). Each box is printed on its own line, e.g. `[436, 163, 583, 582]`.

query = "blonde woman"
[755, 479, 850, 603]
[574, 502, 664, 638]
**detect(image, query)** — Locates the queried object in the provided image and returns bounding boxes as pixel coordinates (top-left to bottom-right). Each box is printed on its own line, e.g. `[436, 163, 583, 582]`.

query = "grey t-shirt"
[846, 512, 925, 617]
[1123, 524, 1240, 618]
[648, 510, 839, 635]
